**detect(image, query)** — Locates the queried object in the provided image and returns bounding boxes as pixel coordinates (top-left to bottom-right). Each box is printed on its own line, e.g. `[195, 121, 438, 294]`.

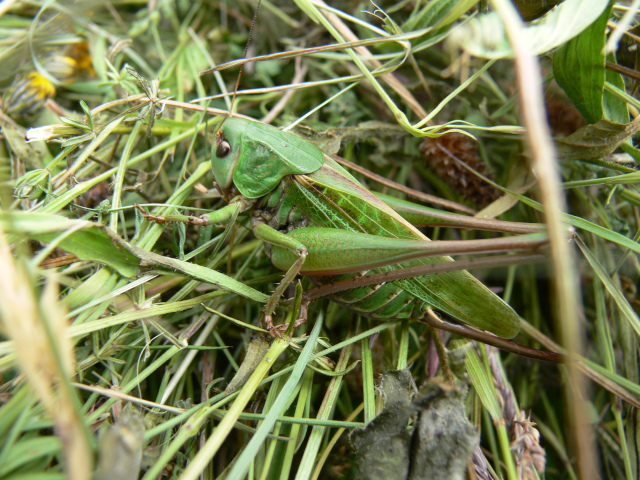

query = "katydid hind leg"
[421, 308, 565, 363]
[291, 252, 562, 360]
[269, 226, 548, 276]
[300, 253, 545, 303]
[376, 191, 546, 235]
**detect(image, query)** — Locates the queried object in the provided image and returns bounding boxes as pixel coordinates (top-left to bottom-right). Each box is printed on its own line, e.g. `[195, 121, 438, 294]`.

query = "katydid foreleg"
[135, 202, 244, 227]
[136, 202, 311, 333]
[252, 222, 308, 332]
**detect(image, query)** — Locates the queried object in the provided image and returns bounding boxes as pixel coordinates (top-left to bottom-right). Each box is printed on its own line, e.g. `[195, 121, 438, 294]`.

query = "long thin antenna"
[221, 0, 261, 126]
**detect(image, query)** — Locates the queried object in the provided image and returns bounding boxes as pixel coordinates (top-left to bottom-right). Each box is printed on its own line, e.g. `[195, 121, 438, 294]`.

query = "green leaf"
[576, 237, 640, 338]
[14, 169, 50, 199]
[114, 237, 268, 303]
[0, 211, 269, 304]
[1, 212, 140, 277]
[450, 0, 608, 59]
[79, 100, 93, 130]
[403, 0, 478, 31]
[604, 55, 629, 124]
[554, 5, 627, 124]
[59, 116, 91, 131]
[553, 6, 608, 123]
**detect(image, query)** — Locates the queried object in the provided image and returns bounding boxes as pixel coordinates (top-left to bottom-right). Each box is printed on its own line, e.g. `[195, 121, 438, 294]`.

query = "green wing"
[285, 160, 520, 339]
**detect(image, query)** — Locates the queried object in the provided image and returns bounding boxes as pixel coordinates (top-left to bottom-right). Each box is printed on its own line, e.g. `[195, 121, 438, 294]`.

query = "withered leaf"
[556, 116, 640, 160]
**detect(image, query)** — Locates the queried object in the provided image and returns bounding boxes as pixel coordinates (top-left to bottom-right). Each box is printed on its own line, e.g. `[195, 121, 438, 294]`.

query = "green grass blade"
[576, 236, 640, 337]
[225, 315, 323, 480]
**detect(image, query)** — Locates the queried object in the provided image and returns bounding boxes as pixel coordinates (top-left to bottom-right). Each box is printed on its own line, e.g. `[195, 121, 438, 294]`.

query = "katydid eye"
[216, 139, 231, 158]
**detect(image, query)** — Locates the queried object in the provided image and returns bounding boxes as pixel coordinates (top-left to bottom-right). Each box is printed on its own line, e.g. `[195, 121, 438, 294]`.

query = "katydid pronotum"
[137, 116, 561, 362]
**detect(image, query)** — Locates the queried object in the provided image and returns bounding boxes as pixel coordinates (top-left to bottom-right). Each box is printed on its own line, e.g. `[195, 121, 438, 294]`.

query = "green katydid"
[137, 115, 556, 359]
[135, 0, 557, 359]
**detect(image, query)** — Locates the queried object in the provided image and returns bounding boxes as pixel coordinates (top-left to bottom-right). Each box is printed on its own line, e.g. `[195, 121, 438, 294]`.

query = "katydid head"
[212, 117, 247, 196]
[212, 117, 325, 200]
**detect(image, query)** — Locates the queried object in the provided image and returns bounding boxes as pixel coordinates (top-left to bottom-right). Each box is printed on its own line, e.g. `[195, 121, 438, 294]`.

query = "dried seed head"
[511, 411, 546, 478]
[471, 445, 493, 480]
[486, 345, 517, 429]
[419, 133, 501, 207]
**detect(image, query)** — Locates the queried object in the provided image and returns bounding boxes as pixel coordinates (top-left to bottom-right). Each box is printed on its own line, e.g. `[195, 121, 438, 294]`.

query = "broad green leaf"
[604, 56, 629, 124]
[450, 0, 608, 59]
[1, 212, 140, 278]
[115, 238, 268, 303]
[553, 6, 608, 123]
[554, 5, 627, 124]
[556, 116, 640, 160]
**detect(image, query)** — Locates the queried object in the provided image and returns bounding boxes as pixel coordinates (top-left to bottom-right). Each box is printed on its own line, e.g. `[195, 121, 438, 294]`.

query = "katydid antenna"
[215, 0, 262, 131]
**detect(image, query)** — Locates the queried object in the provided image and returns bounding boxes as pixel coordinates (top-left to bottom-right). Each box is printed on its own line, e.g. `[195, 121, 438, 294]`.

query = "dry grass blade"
[489, 0, 595, 478]
[0, 226, 92, 479]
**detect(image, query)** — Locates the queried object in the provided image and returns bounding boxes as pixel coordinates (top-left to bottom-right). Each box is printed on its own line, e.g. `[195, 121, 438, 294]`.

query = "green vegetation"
[0, 1, 638, 479]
